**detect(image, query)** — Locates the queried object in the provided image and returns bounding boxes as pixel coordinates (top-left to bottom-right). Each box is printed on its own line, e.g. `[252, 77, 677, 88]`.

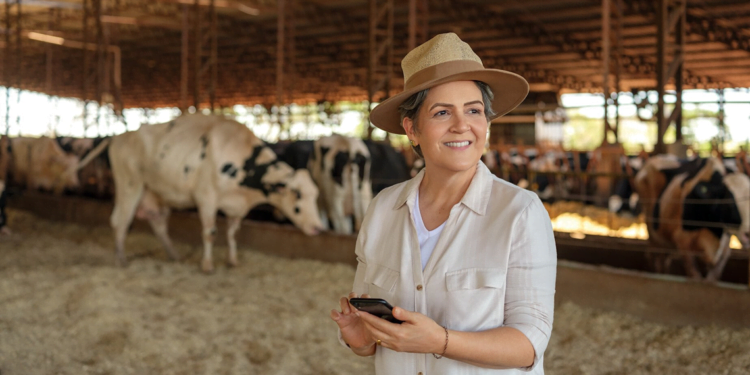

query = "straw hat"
[369, 32, 529, 134]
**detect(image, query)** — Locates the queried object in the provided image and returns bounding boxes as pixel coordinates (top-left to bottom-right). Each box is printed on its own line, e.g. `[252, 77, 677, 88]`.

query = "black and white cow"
[81, 114, 324, 273]
[363, 139, 411, 195]
[608, 155, 646, 216]
[309, 135, 372, 235]
[635, 155, 750, 281]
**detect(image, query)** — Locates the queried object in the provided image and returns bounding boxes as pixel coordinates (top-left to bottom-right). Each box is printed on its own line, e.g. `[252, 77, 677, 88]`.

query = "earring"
[410, 140, 417, 147]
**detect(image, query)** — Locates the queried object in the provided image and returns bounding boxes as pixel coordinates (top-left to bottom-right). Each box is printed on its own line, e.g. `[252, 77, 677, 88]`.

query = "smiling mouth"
[445, 141, 471, 147]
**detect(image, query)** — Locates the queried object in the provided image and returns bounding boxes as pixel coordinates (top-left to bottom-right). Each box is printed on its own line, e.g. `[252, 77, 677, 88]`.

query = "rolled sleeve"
[504, 195, 557, 371]
[337, 221, 370, 349]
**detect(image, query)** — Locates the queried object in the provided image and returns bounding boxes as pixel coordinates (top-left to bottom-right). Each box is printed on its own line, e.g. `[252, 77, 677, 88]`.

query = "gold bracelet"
[432, 326, 448, 359]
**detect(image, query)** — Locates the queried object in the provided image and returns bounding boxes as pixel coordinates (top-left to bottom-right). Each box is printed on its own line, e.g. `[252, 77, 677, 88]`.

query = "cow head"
[267, 167, 324, 236]
[723, 173, 750, 249]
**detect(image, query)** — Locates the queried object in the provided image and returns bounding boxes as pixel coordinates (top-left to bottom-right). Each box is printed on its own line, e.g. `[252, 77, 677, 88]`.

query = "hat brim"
[369, 69, 529, 135]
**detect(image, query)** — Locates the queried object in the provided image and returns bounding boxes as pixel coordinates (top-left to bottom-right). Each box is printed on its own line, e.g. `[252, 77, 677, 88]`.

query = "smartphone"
[349, 298, 403, 324]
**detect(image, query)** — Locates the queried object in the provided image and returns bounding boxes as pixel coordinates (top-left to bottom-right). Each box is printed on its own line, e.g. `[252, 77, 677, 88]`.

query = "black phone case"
[349, 298, 403, 324]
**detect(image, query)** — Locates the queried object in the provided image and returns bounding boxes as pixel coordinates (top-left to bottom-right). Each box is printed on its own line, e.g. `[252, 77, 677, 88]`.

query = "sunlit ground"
[545, 201, 744, 249]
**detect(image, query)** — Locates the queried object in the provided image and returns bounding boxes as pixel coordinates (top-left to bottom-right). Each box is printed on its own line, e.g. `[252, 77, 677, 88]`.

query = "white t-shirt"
[412, 191, 446, 270]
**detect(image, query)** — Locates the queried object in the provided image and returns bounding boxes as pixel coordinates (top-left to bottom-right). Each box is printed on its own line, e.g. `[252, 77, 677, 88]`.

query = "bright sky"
[0, 87, 748, 147]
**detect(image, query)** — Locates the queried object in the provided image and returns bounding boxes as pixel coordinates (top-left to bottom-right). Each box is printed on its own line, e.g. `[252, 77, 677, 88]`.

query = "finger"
[339, 296, 352, 314]
[330, 309, 341, 321]
[361, 293, 371, 298]
[348, 292, 358, 299]
[357, 313, 388, 341]
[391, 306, 414, 323]
[356, 310, 394, 334]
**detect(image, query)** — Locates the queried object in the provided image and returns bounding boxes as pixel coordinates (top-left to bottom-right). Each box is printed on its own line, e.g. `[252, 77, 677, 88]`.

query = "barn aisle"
[0, 208, 749, 375]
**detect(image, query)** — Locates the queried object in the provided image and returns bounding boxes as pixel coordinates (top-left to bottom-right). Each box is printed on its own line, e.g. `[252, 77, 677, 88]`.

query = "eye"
[433, 110, 448, 117]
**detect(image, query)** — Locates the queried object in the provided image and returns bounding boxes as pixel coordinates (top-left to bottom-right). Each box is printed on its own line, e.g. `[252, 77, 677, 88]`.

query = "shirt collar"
[393, 161, 493, 216]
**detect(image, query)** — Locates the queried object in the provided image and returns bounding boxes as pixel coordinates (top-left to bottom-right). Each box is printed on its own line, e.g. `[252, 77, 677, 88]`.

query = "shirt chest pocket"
[364, 263, 399, 302]
[445, 268, 506, 331]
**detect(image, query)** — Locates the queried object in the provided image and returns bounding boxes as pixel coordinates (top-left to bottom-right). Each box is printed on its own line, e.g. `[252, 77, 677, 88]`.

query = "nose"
[449, 113, 471, 133]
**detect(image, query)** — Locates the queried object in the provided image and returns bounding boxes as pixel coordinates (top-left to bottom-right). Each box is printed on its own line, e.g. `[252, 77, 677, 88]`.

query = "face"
[402, 81, 488, 175]
[272, 168, 324, 236]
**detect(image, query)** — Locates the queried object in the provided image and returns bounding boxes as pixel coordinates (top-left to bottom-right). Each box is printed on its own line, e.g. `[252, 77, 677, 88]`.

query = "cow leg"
[226, 216, 242, 267]
[147, 206, 180, 261]
[706, 248, 731, 283]
[197, 202, 218, 273]
[705, 234, 732, 283]
[330, 192, 352, 235]
[317, 197, 330, 230]
[681, 252, 701, 280]
[110, 184, 144, 267]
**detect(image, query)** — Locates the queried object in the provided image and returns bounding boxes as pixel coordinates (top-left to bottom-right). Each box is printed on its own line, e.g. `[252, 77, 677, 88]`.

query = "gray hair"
[398, 81, 496, 158]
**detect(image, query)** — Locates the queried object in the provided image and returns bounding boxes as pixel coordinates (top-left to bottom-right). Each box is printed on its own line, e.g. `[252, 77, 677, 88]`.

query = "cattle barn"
[1, 1, 750, 374]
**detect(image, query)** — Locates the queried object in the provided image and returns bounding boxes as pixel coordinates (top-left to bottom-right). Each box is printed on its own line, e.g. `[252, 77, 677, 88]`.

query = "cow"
[56, 136, 95, 157]
[363, 139, 411, 195]
[8, 136, 80, 195]
[634, 155, 750, 281]
[83, 114, 324, 273]
[278, 140, 315, 170]
[58, 136, 114, 198]
[308, 135, 372, 235]
[608, 155, 646, 216]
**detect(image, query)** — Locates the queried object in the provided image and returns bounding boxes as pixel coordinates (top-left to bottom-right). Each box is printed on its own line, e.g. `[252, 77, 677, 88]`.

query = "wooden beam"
[154, 0, 264, 16]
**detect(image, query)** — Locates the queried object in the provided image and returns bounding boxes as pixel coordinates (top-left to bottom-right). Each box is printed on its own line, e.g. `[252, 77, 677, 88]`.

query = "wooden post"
[407, 0, 428, 51]
[180, 4, 189, 113]
[209, 0, 217, 112]
[193, 0, 201, 110]
[675, 0, 685, 143]
[82, 0, 90, 130]
[46, 9, 54, 96]
[14, 0, 21, 130]
[276, 0, 285, 108]
[655, 0, 685, 155]
[94, 0, 104, 131]
[614, 0, 623, 143]
[601, 0, 610, 144]
[286, 0, 295, 105]
[366, 0, 394, 139]
[4, 0, 13, 136]
[366, 0, 375, 139]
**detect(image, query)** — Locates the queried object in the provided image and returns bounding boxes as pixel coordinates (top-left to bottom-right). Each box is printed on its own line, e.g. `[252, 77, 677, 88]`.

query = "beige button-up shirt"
[350, 161, 556, 375]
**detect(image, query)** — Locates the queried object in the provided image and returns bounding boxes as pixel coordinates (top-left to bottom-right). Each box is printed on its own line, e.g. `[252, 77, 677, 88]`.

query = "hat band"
[404, 60, 485, 91]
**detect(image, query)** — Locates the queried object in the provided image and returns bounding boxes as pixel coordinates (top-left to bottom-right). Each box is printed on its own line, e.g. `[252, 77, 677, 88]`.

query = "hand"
[356, 305, 445, 355]
[330, 292, 376, 353]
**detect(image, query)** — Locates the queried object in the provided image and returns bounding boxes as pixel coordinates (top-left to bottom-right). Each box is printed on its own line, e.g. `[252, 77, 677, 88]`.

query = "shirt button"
[416, 284, 423, 291]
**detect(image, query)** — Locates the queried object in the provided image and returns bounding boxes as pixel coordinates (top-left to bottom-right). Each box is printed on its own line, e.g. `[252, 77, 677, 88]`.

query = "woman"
[330, 33, 557, 374]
